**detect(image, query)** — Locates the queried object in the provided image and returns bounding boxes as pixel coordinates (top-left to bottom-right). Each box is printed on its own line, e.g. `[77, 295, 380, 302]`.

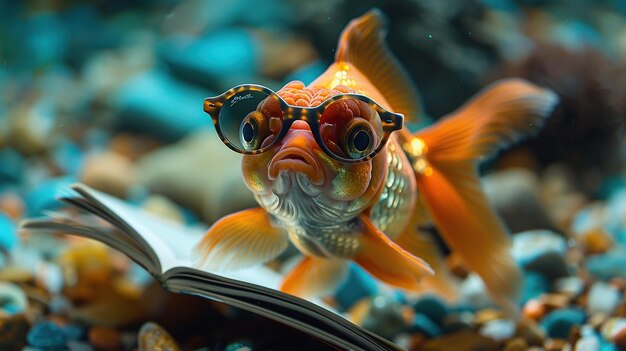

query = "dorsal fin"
[335, 9, 422, 122]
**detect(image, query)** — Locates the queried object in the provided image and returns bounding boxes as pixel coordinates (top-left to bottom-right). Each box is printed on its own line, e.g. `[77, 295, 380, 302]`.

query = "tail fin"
[335, 9, 422, 122]
[410, 79, 559, 314]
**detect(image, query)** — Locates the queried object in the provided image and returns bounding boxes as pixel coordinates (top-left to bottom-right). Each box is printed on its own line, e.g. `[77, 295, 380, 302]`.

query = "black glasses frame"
[203, 84, 404, 163]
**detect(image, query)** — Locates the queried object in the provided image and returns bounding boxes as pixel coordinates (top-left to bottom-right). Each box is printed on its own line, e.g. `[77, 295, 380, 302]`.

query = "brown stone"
[80, 151, 137, 198]
[613, 325, 626, 349]
[523, 299, 547, 321]
[475, 309, 504, 325]
[89, 327, 122, 350]
[515, 320, 546, 346]
[0, 314, 29, 351]
[138, 322, 180, 351]
[420, 330, 500, 351]
[579, 228, 613, 255]
[503, 337, 528, 351]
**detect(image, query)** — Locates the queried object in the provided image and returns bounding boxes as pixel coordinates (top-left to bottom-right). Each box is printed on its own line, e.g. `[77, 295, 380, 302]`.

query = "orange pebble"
[523, 299, 547, 320]
[88, 327, 122, 350]
[614, 325, 626, 349]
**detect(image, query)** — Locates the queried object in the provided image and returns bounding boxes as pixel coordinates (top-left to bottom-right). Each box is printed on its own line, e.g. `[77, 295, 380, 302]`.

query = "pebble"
[459, 274, 492, 309]
[540, 308, 586, 339]
[554, 276, 585, 297]
[225, 341, 254, 351]
[0, 282, 28, 315]
[419, 330, 500, 351]
[0, 148, 25, 183]
[587, 249, 626, 280]
[80, 151, 137, 199]
[137, 130, 256, 223]
[88, 327, 122, 350]
[484, 169, 556, 232]
[578, 229, 614, 255]
[612, 324, 626, 349]
[361, 294, 408, 340]
[412, 295, 449, 325]
[576, 325, 601, 351]
[600, 318, 626, 341]
[0, 213, 17, 250]
[480, 319, 517, 341]
[409, 313, 442, 338]
[137, 322, 180, 351]
[523, 298, 547, 320]
[25, 176, 74, 216]
[141, 195, 185, 224]
[26, 321, 67, 350]
[0, 191, 25, 220]
[587, 282, 621, 315]
[503, 337, 528, 351]
[523, 271, 551, 303]
[334, 264, 378, 311]
[0, 314, 30, 351]
[511, 230, 569, 279]
[442, 312, 475, 333]
[110, 70, 212, 141]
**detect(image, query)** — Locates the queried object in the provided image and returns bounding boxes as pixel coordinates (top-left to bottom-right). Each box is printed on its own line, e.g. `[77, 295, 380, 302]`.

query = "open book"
[21, 183, 402, 351]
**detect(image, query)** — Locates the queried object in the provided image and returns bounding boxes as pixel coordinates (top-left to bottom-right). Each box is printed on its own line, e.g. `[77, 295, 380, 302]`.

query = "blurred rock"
[0, 314, 30, 351]
[141, 195, 185, 224]
[515, 320, 545, 346]
[578, 229, 614, 255]
[587, 249, 626, 281]
[79, 151, 136, 199]
[587, 282, 621, 315]
[0, 149, 25, 183]
[412, 295, 449, 326]
[576, 325, 601, 351]
[0, 213, 17, 251]
[27, 321, 67, 350]
[480, 319, 516, 341]
[409, 313, 442, 338]
[137, 322, 180, 351]
[51, 138, 84, 176]
[522, 271, 550, 304]
[459, 274, 493, 310]
[0, 283, 28, 315]
[109, 70, 213, 141]
[553, 276, 585, 297]
[25, 176, 74, 216]
[88, 327, 122, 351]
[523, 299, 547, 321]
[612, 324, 626, 349]
[419, 330, 500, 351]
[137, 130, 256, 223]
[540, 308, 586, 339]
[360, 293, 407, 340]
[334, 264, 378, 311]
[442, 312, 475, 334]
[484, 169, 556, 232]
[511, 230, 569, 279]
[0, 190, 25, 220]
[601, 318, 626, 342]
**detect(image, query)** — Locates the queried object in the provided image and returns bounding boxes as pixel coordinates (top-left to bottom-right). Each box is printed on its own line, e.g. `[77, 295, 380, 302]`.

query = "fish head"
[241, 81, 388, 206]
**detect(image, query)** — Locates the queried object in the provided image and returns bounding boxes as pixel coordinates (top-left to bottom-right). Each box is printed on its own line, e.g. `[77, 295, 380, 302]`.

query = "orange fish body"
[195, 10, 558, 313]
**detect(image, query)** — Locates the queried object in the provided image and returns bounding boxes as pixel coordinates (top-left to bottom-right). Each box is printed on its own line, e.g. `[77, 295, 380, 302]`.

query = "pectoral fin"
[395, 226, 459, 302]
[354, 215, 433, 291]
[280, 256, 349, 298]
[193, 208, 288, 272]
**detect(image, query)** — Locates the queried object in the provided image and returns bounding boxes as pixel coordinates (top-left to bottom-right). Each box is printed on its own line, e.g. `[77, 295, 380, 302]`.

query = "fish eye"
[343, 118, 376, 159]
[240, 111, 269, 150]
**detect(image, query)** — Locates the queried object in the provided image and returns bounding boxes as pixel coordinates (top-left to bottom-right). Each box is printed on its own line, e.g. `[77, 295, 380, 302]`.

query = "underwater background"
[1, 0, 626, 350]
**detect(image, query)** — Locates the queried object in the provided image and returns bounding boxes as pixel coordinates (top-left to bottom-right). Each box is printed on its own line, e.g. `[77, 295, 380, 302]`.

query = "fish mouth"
[268, 147, 324, 186]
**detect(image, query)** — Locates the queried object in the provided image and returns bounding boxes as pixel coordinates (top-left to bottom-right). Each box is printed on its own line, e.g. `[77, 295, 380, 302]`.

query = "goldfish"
[194, 9, 558, 313]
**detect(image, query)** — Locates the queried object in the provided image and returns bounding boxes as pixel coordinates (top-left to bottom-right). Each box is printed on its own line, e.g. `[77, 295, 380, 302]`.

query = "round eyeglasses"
[203, 84, 404, 163]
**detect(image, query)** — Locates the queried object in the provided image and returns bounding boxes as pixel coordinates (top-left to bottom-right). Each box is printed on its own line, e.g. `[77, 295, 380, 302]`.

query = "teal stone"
[25, 176, 74, 216]
[540, 308, 586, 339]
[27, 321, 67, 350]
[224, 341, 253, 351]
[0, 213, 17, 250]
[0, 149, 25, 183]
[412, 295, 448, 325]
[335, 263, 378, 311]
[409, 313, 442, 338]
[587, 250, 626, 280]
[521, 271, 550, 304]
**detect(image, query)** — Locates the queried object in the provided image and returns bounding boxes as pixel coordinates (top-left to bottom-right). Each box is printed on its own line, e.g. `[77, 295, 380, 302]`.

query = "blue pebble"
[0, 213, 17, 250]
[412, 295, 448, 325]
[51, 139, 84, 176]
[27, 321, 68, 350]
[540, 308, 586, 339]
[160, 29, 259, 89]
[409, 313, 442, 338]
[60, 324, 85, 341]
[334, 263, 378, 311]
[521, 271, 550, 304]
[224, 341, 253, 351]
[587, 250, 626, 280]
[25, 176, 75, 216]
[0, 148, 25, 183]
[111, 70, 214, 141]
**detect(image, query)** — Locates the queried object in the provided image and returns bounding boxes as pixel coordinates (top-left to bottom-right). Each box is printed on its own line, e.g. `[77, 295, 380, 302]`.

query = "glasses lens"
[219, 90, 283, 151]
[318, 99, 384, 161]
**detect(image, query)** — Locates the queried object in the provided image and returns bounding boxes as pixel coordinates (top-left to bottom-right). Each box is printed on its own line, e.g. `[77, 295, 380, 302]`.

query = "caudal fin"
[409, 79, 558, 314]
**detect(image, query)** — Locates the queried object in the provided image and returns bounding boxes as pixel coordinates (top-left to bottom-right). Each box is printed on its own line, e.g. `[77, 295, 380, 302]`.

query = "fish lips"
[268, 147, 324, 186]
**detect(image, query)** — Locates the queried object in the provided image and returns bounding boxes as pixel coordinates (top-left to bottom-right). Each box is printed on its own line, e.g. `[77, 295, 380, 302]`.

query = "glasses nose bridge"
[283, 105, 319, 129]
